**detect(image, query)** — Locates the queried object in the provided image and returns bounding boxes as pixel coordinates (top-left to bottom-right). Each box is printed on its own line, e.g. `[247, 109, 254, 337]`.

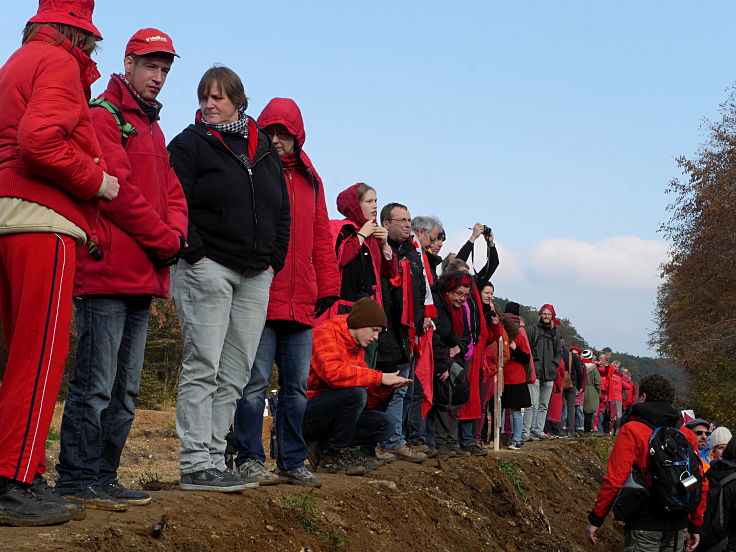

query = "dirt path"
[2, 406, 622, 552]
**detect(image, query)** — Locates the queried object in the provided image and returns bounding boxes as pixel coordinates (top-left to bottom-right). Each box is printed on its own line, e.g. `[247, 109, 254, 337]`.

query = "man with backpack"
[700, 436, 736, 551]
[54, 29, 187, 510]
[586, 374, 706, 552]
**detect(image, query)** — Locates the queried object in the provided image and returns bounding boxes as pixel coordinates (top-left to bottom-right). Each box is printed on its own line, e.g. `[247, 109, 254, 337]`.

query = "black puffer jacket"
[168, 117, 290, 273]
[704, 447, 736, 551]
[525, 321, 562, 382]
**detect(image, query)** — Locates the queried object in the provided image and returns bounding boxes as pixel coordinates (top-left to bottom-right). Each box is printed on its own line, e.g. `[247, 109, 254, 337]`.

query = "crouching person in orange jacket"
[302, 298, 412, 478]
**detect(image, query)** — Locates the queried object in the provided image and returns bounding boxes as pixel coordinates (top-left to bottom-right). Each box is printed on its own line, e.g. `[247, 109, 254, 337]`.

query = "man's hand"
[99, 172, 119, 201]
[381, 371, 412, 388]
[422, 317, 432, 332]
[684, 532, 699, 552]
[438, 370, 449, 382]
[469, 222, 483, 243]
[509, 341, 517, 350]
[267, 266, 275, 274]
[449, 345, 461, 358]
[585, 523, 598, 545]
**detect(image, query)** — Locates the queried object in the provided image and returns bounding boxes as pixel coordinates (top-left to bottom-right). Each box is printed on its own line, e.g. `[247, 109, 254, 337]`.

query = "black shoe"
[275, 466, 321, 487]
[102, 481, 152, 506]
[436, 446, 454, 460]
[0, 479, 71, 527]
[306, 441, 322, 472]
[180, 469, 254, 492]
[316, 449, 366, 476]
[349, 448, 383, 471]
[461, 444, 488, 457]
[449, 445, 470, 457]
[29, 475, 85, 521]
[56, 485, 128, 512]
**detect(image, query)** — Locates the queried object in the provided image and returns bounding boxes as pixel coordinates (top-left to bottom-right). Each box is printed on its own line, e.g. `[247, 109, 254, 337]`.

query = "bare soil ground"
[1, 405, 623, 552]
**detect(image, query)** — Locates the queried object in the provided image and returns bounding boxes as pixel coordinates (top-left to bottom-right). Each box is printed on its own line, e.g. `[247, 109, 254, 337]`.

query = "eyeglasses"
[265, 128, 292, 140]
[693, 430, 712, 437]
[388, 218, 411, 224]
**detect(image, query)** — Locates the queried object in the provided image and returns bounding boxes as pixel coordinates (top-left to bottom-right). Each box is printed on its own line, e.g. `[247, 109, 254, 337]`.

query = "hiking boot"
[530, 433, 542, 441]
[461, 444, 488, 457]
[436, 446, 455, 460]
[0, 479, 71, 527]
[180, 469, 254, 492]
[449, 444, 470, 457]
[102, 481, 152, 506]
[237, 459, 280, 486]
[375, 447, 396, 463]
[425, 448, 439, 459]
[29, 475, 85, 521]
[350, 448, 384, 471]
[275, 466, 321, 487]
[316, 449, 366, 476]
[409, 443, 430, 453]
[55, 485, 128, 512]
[385, 444, 427, 463]
[508, 441, 521, 450]
[306, 441, 322, 472]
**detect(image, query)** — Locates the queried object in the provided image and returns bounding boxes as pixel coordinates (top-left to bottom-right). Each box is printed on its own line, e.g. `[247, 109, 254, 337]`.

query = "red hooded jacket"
[257, 98, 340, 326]
[74, 75, 187, 297]
[0, 28, 105, 238]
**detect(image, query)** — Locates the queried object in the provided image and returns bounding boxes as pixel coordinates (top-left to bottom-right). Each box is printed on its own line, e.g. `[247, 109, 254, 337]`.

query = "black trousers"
[302, 387, 392, 453]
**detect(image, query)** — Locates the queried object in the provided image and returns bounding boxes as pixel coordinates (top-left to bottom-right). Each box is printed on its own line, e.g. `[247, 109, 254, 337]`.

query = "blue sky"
[2, 2, 734, 356]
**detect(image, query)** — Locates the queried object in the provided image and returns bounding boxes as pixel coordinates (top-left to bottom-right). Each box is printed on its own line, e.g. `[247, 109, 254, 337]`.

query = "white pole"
[493, 336, 504, 452]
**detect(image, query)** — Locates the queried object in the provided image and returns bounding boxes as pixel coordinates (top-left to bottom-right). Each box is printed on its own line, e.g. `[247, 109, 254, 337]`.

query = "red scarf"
[280, 151, 301, 169]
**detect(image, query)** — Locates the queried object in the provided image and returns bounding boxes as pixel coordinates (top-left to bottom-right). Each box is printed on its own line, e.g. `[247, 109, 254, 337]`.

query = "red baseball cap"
[125, 28, 179, 57]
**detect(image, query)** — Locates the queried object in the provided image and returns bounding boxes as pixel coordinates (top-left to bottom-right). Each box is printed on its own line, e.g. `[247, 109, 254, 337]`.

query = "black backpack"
[645, 424, 703, 515]
[700, 470, 736, 550]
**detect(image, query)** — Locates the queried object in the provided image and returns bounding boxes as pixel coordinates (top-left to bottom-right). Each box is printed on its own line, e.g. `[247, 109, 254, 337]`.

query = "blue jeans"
[405, 369, 425, 444]
[509, 409, 523, 443]
[379, 360, 412, 450]
[56, 295, 151, 489]
[234, 321, 312, 471]
[458, 419, 476, 447]
[575, 405, 584, 430]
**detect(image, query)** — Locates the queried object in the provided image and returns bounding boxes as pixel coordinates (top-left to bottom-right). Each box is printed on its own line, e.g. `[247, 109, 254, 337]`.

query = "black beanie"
[504, 302, 520, 316]
[347, 298, 387, 329]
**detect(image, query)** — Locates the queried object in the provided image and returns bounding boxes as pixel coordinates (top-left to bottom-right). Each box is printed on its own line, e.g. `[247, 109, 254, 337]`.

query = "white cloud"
[527, 235, 667, 289]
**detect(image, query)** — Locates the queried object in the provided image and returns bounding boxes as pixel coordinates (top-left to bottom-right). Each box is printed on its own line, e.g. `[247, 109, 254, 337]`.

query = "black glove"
[314, 296, 339, 318]
[152, 235, 186, 268]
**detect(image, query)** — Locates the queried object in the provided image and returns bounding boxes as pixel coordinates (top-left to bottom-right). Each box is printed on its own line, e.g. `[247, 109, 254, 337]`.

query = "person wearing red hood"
[522, 304, 562, 441]
[0, 0, 121, 527]
[586, 374, 705, 552]
[232, 98, 340, 487]
[54, 28, 187, 512]
[330, 183, 397, 315]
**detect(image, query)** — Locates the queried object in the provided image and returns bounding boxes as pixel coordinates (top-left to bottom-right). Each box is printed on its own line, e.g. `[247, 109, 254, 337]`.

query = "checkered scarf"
[201, 106, 249, 138]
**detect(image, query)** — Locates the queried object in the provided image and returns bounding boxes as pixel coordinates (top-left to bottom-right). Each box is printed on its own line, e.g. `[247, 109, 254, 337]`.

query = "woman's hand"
[373, 225, 388, 244]
[469, 222, 483, 243]
[509, 341, 517, 350]
[438, 370, 449, 382]
[449, 345, 461, 357]
[358, 220, 377, 240]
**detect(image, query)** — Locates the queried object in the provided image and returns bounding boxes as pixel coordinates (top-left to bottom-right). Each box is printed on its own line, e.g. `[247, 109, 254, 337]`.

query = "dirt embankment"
[3, 406, 622, 552]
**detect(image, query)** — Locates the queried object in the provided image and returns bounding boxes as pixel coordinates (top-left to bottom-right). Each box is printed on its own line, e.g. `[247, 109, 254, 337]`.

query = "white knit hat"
[710, 426, 732, 452]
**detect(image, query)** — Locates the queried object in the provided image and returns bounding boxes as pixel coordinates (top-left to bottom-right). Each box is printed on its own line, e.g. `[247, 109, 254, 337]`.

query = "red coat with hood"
[256, 98, 340, 326]
[608, 367, 633, 403]
[74, 75, 187, 297]
[0, 27, 105, 238]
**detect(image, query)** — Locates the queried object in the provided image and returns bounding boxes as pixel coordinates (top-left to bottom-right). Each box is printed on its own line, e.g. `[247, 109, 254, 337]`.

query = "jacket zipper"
[288, 170, 295, 319]
[206, 130, 268, 258]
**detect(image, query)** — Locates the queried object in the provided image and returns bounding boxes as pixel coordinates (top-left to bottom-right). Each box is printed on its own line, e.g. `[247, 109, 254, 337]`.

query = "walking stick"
[493, 335, 504, 452]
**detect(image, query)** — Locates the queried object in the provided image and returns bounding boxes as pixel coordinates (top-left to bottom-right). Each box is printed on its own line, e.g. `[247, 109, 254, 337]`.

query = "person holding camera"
[454, 222, 499, 287]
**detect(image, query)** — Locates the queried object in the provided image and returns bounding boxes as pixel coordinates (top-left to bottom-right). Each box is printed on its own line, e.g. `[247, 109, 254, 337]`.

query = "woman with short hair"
[168, 66, 290, 492]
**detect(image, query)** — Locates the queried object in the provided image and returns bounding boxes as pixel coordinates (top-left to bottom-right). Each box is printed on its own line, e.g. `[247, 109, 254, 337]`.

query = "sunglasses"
[693, 430, 712, 437]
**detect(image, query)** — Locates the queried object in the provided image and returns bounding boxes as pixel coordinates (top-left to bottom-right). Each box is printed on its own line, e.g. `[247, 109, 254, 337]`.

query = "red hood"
[336, 183, 369, 226]
[257, 97, 306, 148]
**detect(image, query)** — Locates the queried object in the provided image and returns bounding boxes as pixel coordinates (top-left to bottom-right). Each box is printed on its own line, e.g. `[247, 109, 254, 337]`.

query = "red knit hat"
[540, 303, 556, 318]
[28, 0, 102, 39]
[125, 28, 179, 57]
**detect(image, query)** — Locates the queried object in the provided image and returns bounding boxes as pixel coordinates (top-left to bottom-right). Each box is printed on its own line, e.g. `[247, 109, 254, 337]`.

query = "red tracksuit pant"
[0, 233, 75, 483]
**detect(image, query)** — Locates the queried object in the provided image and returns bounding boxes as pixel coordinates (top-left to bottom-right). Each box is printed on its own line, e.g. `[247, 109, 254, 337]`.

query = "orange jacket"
[308, 315, 392, 408]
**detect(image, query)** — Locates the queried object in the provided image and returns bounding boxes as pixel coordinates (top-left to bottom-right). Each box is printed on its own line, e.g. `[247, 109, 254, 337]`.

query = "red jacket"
[590, 402, 707, 532]
[503, 329, 531, 386]
[308, 315, 392, 408]
[0, 28, 105, 237]
[74, 75, 187, 297]
[257, 98, 340, 326]
[608, 368, 633, 403]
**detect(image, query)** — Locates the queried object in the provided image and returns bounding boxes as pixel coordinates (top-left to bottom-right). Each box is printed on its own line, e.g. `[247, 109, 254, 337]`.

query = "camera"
[482, 225, 492, 239]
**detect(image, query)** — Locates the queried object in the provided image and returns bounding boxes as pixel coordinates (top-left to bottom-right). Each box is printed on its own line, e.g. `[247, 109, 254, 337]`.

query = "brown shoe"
[387, 444, 427, 463]
[410, 443, 430, 453]
[375, 446, 396, 462]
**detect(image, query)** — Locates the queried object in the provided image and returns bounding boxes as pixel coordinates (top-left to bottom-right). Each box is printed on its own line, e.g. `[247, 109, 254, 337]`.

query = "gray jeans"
[623, 529, 686, 552]
[172, 258, 273, 475]
[522, 380, 554, 438]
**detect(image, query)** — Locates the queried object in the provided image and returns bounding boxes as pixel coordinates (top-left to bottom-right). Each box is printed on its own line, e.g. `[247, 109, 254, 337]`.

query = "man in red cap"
[54, 27, 187, 511]
[0, 0, 119, 527]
